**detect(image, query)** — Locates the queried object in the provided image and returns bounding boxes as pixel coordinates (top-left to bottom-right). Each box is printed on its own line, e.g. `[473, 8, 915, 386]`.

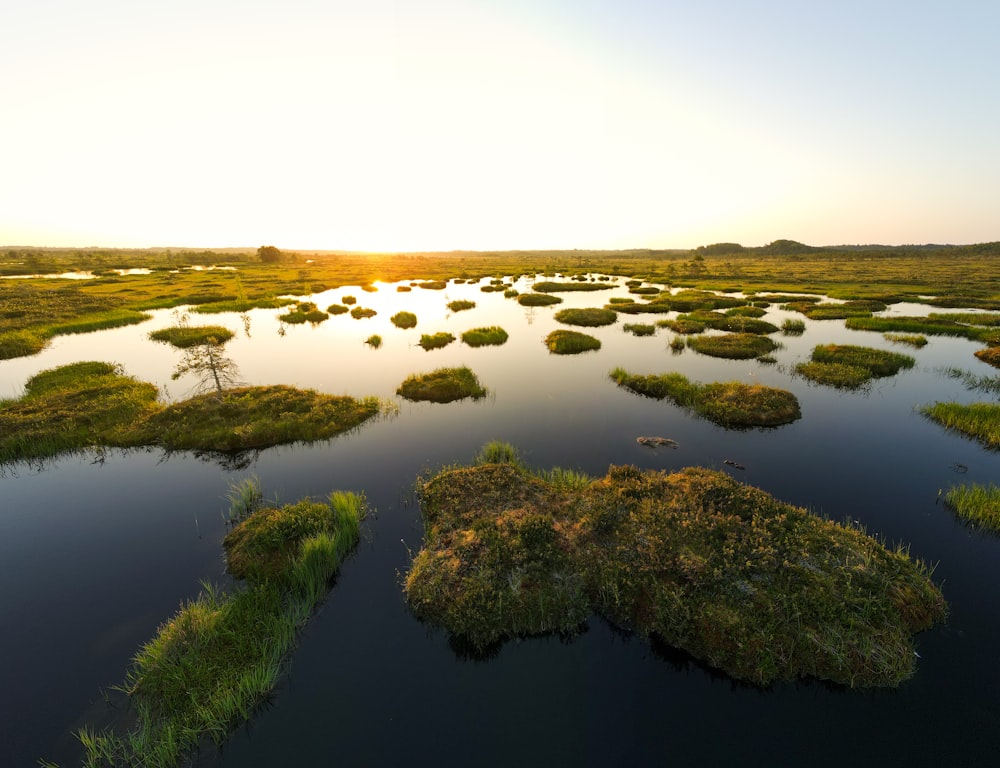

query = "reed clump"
[405, 445, 945, 687]
[350, 307, 377, 319]
[447, 300, 476, 312]
[610, 367, 800, 428]
[397, 366, 488, 403]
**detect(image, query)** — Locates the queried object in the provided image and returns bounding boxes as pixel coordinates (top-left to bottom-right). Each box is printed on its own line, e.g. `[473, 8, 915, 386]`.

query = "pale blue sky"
[2, 0, 997, 250]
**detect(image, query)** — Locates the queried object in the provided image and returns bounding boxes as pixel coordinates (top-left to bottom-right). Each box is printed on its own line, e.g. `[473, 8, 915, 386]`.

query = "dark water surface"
[2, 276, 998, 766]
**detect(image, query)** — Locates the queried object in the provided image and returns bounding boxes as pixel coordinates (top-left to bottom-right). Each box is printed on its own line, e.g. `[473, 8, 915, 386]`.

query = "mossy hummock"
[406, 449, 945, 687]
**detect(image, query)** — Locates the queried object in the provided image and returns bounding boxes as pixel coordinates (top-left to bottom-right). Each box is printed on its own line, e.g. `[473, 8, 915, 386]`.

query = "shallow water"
[2, 276, 998, 766]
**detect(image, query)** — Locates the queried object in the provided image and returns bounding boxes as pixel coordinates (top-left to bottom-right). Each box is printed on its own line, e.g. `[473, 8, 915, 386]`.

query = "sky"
[2, 0, 998, 251]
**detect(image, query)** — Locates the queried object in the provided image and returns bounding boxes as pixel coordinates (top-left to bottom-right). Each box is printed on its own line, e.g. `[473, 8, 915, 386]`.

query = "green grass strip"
[76, 490, 365, 768]
[943, 483, 1000, 532]
[920, 401, 1000, 449]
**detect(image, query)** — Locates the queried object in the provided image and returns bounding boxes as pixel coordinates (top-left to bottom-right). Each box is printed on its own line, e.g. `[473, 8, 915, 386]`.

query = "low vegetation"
[532, 281, 612, 293]
[447, 300, 476, 312]
[687, 333, 778, 359]
[279, 302, 328, 324]
[0, 362, 381, 463]
[785, 300, 885, 320]
[327, 304, 349, 315]
[553, 307, 618, 327]
[975, 347, 1000, 368]
[461, 326, 509, 347]
[781, 318, 806, 335]
[518, 293, 563, 307]
[418, 332, 456, 351]
[795, 344, 915, 389]
[365, 334, 382, 348]
[545, 330, 601, 354]
[884, 333, 928, 348]
[405, 444, 945, 686]
[391, 311, 418, 329]
[920, 402, 1000, 449]
[149, 325, 234, 348]
[76, 484, 365, 768]
[350, 307, 377, 319]
[845, 316, 1000, 343]
[610, 368, 800, 428]
[396, 366, 488, 403]
[943, 483, 1000, 532]
[623, 323, 656, 336]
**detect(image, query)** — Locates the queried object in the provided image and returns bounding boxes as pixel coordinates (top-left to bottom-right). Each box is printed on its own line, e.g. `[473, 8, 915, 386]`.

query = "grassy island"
[518, 293, 563, 307]
[943, 483, 1000, 532]
[418, 332, 456, 350]
[610, 368, 801, 428]
[76, 485, 365, 768]
[545, 330, 601, 354]
[461, 326, 509, 347]
[396, 366, 487, 403]
[0, 362, 382, 464]
[405, 445, 944, 687]
[391, 311, 418, 329]
[149, 325, 235, 347]
[553, 307, 618, 327]
[687, 332, 778, 359]
[796, 344, 915, 389]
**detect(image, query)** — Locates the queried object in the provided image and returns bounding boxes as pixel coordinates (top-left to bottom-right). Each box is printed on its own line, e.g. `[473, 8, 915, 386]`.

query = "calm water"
[2, 276, 998, 767]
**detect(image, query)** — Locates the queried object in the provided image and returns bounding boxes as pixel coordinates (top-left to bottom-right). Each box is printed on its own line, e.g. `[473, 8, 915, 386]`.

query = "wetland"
[2, 245, 1000, 766]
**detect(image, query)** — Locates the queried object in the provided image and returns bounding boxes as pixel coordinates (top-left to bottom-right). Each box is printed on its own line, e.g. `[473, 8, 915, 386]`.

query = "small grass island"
[396, 366, 488, 403]
[405, 444, 945, 687]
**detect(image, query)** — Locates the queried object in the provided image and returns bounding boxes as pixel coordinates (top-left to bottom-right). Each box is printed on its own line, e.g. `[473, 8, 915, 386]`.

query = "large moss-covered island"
[405, 444, 946, 687]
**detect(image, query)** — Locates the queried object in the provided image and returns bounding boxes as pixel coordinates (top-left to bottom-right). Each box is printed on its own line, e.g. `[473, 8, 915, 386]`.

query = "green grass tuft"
[943, 483, 1000, 532]
[610, 368, 800, 428]
[461, 326, 509, 347]
[397, 366, 488, 403]
[149, 325, 234, 348]
[545, 330, 601, 354]
[553, 307, 618, 327]
[418, 332, 456, 351]
[920, 401, 1000, 449]
[391, 311, 418, 329]
[687, 333, 778, 359]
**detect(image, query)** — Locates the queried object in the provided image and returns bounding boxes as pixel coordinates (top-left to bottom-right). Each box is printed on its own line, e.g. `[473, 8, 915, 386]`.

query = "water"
[2, 276, 998, 766]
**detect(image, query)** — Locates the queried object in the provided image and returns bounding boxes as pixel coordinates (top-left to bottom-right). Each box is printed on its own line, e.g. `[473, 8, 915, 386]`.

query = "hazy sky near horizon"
[2, 0, 998, 251]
